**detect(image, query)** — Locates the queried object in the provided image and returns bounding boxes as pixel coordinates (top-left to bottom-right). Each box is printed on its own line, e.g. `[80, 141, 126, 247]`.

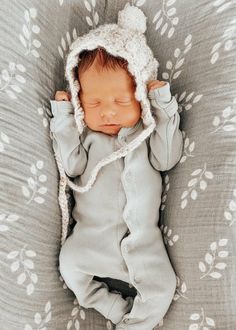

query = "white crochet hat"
[63, 2, 159, 194]
[56, 3, 159, 244]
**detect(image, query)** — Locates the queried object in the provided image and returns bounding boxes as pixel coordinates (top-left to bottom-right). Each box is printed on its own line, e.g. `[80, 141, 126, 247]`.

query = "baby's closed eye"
[116, 100, 132, 105]
[83, 99, 132, 107]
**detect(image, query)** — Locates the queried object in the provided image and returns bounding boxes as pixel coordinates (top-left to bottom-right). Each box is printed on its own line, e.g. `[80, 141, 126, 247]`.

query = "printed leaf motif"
[189, 307, 215, 330]
[22, 160, 48, 205]
[224, 188, 236, 226]
[181, 163, 214, 209]
[80, 309, 86, 320]
[160, 174, 170, 210]
[0, 62, 26, 99]
[211, 97, 236, 133]
[198, 238, 228, 279]
[176, 90, 203, 114]
[84, 0, 92, 11]
[84, 0, 99, 29]
[179, 131, 195, 164]
[24, 301, 52, 329]
[173, 276, 188, 301]
[58, 28, 78, 59]
[37, 105, 50, 128]
[162, 35, 192, 82]
[160, 224, 179, 246]
[0, 131, 10, 153]
[7, 245, 38, 296]
[19, 8, 41, 58]
[106, 320, 113, 330]
[0, 213, 19, 232]
[66, 298, 87, 329]
[210, 17, 235, 64]
[152, 0, 178, 38]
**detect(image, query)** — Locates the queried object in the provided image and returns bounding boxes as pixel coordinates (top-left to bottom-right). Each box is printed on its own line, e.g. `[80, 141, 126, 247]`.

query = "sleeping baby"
[49, 4, 183, 330]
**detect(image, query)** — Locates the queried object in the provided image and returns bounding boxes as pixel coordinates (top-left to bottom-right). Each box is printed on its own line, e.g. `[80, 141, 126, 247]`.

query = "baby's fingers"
[55, 91, 71, 101]
[147, 80, 167, 91]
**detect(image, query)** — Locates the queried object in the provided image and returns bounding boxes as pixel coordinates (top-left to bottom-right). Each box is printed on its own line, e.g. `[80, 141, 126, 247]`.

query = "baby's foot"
[108, 294, 134, 325]
[115, 296, 134, 329]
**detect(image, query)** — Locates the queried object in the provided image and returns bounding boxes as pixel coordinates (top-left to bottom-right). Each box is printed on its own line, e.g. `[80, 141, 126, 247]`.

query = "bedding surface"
[0, 0, 236, 329]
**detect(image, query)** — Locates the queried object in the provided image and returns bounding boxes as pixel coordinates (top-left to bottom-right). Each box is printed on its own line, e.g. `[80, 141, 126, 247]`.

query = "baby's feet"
[108, 294, 134, 325]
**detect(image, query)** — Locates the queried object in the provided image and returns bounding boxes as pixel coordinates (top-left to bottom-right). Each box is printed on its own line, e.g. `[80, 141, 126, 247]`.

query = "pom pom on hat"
[117, 3, 147, 34]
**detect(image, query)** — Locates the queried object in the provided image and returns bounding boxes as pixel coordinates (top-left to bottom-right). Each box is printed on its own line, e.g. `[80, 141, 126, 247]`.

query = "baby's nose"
[100, 108, 117, 118]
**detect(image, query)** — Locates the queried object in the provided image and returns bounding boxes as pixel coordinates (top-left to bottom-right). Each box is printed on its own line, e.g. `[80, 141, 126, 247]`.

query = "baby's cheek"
[83, 110, 93, 126]
[123, 106, 141, 125]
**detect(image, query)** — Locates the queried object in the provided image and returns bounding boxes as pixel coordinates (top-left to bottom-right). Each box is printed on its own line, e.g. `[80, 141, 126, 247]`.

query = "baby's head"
[77, 47, 141, 136]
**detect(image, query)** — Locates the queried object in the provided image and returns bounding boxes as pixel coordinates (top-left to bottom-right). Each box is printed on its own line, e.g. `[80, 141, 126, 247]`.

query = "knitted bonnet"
[55, 3, 159, 245]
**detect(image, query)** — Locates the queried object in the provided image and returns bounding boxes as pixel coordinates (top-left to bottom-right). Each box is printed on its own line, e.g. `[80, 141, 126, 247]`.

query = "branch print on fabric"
[19, 8, 41, 58]
[66, 299, 86, 330]
[24, 301, 52, 329]
[211, 97, 236, 133]
[189, 307, 215, 330]
[210, 17, 235, 64]
[58, 28, 78, 59]
[173, 276, 188, 301]
[181, 164, 214, 209]
[22, 161, 48, 205]
[7, 245, 38, 296]
[179, 131, 195, 164]
[224, 189, 236, 226]
[0, 62, 26, 99]
[0, 213, 19, 232]
[162, 34, 192, 82]
[199, 239, 228, 279]
[152, 0, 179, 38]
[176, 91, 203, 114]
[84, 0, 99, 28]
[160, 224, 179, 246]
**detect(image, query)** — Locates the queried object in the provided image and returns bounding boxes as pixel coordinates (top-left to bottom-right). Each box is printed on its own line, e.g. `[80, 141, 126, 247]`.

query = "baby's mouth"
[101, 124, 120, 126]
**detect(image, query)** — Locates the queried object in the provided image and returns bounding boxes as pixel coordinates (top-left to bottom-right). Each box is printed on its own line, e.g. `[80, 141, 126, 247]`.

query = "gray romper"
[50, 82, 183, 330]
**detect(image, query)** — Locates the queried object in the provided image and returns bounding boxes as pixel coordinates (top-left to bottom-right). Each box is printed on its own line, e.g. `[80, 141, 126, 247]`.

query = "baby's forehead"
[79, 74, 135, 96]
[80, 89, 133, 99]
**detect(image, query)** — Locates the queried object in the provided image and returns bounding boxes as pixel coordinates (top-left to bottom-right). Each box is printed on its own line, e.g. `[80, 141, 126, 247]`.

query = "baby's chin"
[99, 125, 122, 136]
[87, 124, 123, 136]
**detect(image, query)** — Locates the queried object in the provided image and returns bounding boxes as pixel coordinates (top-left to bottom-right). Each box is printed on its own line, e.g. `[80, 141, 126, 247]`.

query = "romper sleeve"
[49, 100, 88, 177]
[147, 82, 183, 171]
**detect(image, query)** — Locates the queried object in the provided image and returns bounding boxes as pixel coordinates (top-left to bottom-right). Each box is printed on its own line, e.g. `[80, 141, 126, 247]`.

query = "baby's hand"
[55, 90, 71, 101]
[147, 80, 171, 103]
[147, 80, 167, 92]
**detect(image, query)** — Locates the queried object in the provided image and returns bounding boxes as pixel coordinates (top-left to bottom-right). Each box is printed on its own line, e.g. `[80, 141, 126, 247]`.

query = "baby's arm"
[147, 81, 183, 171]
[50, 91, 88, 177]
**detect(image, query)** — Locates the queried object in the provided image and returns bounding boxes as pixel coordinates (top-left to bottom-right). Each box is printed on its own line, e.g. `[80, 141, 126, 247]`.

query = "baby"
[50, 4, 183, 330]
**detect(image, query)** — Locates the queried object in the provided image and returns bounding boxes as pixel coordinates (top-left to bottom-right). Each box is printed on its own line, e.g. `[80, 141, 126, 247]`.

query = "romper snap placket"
[116, 123, 145, 294]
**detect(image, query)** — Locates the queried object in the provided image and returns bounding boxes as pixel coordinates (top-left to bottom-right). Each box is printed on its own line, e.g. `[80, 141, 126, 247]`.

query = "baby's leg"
[115, 242, 177, 330]
[59, 242, 133, 324]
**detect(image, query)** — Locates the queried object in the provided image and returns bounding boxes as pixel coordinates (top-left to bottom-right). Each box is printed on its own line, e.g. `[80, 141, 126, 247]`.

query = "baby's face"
[78, 60, 141, 136]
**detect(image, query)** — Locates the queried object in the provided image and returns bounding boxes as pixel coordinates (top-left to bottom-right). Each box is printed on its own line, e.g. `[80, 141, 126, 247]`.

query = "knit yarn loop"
[117, 3, 147, 34]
